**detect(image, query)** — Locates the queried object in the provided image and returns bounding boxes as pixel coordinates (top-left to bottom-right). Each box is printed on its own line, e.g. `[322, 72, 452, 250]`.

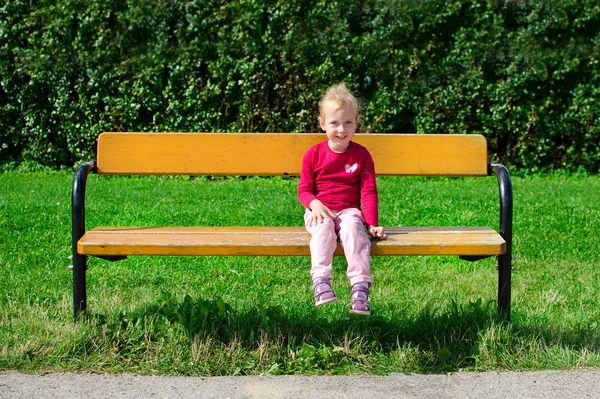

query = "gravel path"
[2, 370, 600, 398]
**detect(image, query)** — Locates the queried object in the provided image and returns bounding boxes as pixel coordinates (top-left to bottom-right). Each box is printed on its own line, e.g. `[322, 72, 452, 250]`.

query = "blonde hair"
[318, 83, 364, 130]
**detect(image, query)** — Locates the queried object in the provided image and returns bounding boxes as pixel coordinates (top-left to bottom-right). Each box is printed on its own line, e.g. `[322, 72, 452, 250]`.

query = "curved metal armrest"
[72, 161, 97, 244]
[489, 164, 513, 247]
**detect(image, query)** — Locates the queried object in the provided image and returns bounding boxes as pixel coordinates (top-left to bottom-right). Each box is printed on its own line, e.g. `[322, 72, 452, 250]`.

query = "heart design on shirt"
[345, 163, 358, 173]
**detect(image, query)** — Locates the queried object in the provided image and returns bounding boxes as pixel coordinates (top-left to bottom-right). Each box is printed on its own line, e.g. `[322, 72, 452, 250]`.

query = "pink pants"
[304, 208, 373, 287]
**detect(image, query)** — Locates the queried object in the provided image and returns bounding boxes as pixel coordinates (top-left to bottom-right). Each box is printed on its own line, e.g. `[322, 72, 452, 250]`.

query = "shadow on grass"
[81, 293, 600, 373]
[83, 293, 525, 373]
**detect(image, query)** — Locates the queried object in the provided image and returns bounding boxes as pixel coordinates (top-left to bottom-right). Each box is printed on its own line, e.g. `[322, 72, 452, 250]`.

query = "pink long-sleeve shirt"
[298, 140, 379, 227]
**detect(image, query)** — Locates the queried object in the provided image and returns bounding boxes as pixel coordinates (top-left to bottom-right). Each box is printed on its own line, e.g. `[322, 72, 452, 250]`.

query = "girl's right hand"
[308, 200, 336, 226]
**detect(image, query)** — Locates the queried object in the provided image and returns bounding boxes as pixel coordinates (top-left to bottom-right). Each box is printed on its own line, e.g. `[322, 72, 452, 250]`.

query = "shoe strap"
[312, 278, 332, 290]
[351, 285, 370, 303]
[351, 285, 369, 294]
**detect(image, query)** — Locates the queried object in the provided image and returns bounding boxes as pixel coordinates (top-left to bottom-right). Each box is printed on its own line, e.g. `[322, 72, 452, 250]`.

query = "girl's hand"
[308, 200, 336, 226]
[367, 225, 387, 240]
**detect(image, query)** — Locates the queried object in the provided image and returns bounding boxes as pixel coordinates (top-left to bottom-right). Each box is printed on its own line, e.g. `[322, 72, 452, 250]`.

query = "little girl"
[298, 83, 387, 316]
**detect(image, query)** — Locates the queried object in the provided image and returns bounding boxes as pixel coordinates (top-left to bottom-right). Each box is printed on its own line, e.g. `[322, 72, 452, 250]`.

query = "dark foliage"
[1, 0, 598, 172]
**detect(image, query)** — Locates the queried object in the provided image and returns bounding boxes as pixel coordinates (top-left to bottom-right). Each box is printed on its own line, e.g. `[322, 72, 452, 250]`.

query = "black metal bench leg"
[73, 253, 87, 320]
[497, 253, 511, 318]
[72, 161, 95, 322]
[491, 164, 513, 320]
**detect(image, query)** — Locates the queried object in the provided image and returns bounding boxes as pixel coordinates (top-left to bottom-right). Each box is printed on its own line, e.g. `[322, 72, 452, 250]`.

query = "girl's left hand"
[367, 225, 388, 240]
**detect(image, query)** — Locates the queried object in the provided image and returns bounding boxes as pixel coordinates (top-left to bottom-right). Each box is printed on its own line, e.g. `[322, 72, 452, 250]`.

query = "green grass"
[1, 171, 599, 375]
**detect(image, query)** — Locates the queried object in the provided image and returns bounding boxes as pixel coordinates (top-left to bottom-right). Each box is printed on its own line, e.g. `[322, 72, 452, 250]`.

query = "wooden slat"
[96, 133, 489, 176]
[78, 226, 505, 257]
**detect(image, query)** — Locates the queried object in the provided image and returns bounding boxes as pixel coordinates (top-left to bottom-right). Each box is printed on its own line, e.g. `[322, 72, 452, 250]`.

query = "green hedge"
[1, 0, 598, 172]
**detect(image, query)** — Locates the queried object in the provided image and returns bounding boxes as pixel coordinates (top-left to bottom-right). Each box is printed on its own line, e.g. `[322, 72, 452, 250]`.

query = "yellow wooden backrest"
[96, 133, 489, 176]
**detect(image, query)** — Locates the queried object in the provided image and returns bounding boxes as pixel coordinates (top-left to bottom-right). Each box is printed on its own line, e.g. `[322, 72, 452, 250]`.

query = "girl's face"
[318, 104, 357, 153]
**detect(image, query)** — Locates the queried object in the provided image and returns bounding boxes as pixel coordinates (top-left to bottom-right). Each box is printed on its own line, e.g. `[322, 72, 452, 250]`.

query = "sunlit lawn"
[1, 171, 599, 375]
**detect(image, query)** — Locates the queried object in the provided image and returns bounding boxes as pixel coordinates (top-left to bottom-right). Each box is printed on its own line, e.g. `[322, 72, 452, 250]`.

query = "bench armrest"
[72, 161, 96, 246]
[489, 164, 512, 255]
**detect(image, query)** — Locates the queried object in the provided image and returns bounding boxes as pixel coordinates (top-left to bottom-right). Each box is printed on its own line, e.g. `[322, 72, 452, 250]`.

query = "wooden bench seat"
[79, 226, 505, 257]
[72, 132, 513, 321]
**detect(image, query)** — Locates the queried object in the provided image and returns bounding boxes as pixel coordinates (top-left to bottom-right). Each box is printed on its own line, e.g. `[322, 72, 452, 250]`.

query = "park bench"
[71, 133, 512, 321]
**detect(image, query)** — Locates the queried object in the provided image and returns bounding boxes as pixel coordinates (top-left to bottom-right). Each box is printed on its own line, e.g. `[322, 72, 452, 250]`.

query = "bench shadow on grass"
[91, 292, 597, 374]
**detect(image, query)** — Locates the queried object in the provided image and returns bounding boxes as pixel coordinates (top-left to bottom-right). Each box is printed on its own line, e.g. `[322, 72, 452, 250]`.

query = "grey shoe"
[349, 284, 370, 316]
[312, 278, 338, 306]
